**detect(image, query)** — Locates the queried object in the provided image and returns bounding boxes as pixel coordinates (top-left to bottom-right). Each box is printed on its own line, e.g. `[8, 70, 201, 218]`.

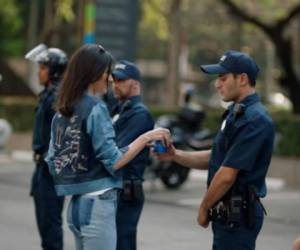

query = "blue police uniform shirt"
[207, 93, 275, 197]
[32, 83, 57, 154]
[113, 95, 154, 180]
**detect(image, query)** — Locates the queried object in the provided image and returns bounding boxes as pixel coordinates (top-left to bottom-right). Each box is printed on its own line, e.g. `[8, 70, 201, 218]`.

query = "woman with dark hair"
[46, 44, 170, 250]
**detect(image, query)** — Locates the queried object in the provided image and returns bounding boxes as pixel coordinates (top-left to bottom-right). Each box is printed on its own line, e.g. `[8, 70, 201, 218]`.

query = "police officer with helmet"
[157, 50, 275, 250]
[25, 44, 68, 250]
[111, 60, 154, 250]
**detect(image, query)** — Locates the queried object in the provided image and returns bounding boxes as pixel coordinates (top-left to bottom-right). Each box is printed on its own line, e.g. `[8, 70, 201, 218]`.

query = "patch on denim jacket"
[53, 114, 88, 174]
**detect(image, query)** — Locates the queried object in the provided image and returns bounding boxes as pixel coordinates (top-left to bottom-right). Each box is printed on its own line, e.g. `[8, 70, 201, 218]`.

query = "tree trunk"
[271, 32, 300, 112]
[26, 0, 39, 50]
[220, 0, 300, 113]
[26, 0, 40, 95]
[39, 0, 55, 43]
[165, 0, 182, 108]
[279, 75, 300, 113]
[262, 40, 275, 104]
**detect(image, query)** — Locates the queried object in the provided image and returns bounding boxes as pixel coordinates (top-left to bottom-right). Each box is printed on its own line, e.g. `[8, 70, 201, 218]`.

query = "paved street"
[0, 151, 300, 250]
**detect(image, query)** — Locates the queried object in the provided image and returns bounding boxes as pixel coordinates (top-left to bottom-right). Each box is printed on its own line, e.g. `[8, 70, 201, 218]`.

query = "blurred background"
[1, 0, 300, 179]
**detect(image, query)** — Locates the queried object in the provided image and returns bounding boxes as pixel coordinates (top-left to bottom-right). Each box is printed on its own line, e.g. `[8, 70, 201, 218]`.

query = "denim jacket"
[46, 94, 126, 196]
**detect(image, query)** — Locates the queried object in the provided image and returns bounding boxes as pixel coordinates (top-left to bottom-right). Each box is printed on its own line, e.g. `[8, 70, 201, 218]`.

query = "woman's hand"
[142, 128, 172, 147]
[114, 128, 172, 171]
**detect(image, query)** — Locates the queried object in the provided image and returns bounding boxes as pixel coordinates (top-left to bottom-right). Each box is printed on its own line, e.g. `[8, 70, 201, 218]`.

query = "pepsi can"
[153, 140, 167, 153]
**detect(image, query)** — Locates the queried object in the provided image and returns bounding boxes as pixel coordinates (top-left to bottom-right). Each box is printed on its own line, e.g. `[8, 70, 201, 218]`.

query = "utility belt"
[208, 185, 267, 228]
[121, 179, 143, 204]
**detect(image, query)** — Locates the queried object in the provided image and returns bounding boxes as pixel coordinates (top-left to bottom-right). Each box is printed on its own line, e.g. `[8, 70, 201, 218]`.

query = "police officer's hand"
[197, 204, 210, 228]
[154, 144, 176, 161]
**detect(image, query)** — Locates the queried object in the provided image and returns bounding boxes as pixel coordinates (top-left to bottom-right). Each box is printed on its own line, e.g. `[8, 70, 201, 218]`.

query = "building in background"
[82, 0, 139, 61]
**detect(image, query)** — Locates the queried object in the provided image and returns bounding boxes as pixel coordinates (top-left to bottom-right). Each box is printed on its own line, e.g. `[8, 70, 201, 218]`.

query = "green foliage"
[202, 108, 223, 132]
[230, 0, 300, 22]
[139, 0, 169, 41]
[137, 0, 170, 59]
[0, 97, 36, 132]
[56, 0, 75, 22]
[271, 111, 300, 156]
[149, 106, 177, 119]
[0, 0, 76, 57]
[138, 0, 300, 83]
[0, 0, 24, 56]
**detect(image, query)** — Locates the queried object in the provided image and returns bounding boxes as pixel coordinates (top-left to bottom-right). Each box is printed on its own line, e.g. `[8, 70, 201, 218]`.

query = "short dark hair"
[232, 73, 256, 87]
[56, 44, 113, 117]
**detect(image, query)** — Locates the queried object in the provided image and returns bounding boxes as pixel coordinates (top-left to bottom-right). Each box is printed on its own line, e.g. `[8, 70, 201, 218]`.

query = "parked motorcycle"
[148, 104, 215, 189]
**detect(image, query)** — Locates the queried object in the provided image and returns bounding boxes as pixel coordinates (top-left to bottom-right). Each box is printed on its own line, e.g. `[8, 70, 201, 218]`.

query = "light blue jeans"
[67, 189, 118, 250]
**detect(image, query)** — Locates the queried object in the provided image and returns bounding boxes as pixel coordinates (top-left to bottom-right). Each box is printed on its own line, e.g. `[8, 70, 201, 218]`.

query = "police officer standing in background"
[111, 60, 154, 250]
[157, 50, 275, 250]
[26, 45, 68, 250]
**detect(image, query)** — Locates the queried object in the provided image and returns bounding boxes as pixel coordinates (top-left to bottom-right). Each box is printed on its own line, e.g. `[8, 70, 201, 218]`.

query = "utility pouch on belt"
[227, 195, 243, 224]
[121, 179, 142, 203]
[245, 185, 258, 229]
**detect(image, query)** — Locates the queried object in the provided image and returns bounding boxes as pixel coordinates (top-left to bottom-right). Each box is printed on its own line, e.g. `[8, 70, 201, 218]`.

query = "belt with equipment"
[208, 185, 267, 228]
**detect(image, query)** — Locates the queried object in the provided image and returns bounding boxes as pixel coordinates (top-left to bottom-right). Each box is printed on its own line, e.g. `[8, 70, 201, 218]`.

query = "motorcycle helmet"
[25, 44, 68, 81]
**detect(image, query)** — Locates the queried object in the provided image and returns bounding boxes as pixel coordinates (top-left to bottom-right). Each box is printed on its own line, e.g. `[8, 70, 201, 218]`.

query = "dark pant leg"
[116, 187, 144, 250]
[32, 163, 65, 250]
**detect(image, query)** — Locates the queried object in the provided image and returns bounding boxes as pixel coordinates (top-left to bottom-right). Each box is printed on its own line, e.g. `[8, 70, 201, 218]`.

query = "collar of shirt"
[124, 95, 141, 106]
[224, 93, 259, 117]
[239, 93, 260, 107]
[38, 85, 54, 100]
[118, 95, 141, 113]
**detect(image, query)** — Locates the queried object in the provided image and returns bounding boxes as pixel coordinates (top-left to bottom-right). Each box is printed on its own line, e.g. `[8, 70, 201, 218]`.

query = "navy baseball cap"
[112, 60, 141, 81]
[200, 50, 259, 84]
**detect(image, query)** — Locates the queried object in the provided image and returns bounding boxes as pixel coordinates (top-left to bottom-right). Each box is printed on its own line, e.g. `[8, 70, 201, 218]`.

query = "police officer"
[111, 60, 154, 250]
[157, 50, 275, 250]
[26, 45, 67, 250]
